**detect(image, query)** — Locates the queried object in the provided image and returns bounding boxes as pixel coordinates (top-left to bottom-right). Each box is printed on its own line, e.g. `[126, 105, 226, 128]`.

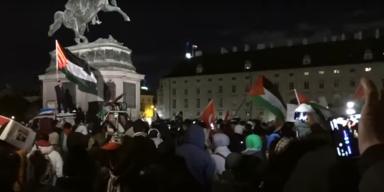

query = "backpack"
[29, 151, 55, 185]
[40, 155, 55, 185]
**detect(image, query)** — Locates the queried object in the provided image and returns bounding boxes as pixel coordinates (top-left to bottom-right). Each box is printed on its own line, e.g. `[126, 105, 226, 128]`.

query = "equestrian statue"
[48, 0, 130, 44]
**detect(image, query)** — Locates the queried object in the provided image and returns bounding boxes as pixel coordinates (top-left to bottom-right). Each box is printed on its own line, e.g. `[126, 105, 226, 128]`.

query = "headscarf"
[234, 125, 244, 134]
[242, 134, 262, 155]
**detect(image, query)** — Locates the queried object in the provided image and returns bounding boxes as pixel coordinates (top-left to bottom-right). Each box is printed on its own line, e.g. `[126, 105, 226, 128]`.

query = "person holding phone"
[358, 77, 384, 191]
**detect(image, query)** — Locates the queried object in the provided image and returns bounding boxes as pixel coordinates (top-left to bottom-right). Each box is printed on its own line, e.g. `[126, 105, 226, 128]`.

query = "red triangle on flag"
[224, 109, 230, 121]
[354, 83, 364, 100]
[248, 75, 265, 97]
[0, 116, 10, 126]
[200, 100, 216, 129]
[295, 91, 310, 104]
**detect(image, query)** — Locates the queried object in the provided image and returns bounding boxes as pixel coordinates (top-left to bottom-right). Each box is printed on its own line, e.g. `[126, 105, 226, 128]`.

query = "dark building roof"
[165, 38, 384, 78]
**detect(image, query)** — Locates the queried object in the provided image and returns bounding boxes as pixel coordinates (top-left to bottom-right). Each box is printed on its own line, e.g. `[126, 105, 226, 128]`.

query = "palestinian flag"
[294, 90, 332, 119]
[56, 41, 97, 91]
[248, 75, 286, 120]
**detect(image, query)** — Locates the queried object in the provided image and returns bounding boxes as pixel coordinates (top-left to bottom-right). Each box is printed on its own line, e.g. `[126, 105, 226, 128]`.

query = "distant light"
[346, 108, 356, 115]
[154, 108, 157, 111]
[346, 102, 355, 109]
[186, 42, 189, 46]
[11, 116, 14, 119]
[151, 105, 154, 109]
[185, 53, 192, 59]
[192, 45, 198, 49]
[141, 86, 148, 90]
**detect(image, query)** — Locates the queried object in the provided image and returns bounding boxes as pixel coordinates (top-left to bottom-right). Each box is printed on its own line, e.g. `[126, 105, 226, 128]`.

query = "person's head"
[182, 119, 193, 130]
[63, 122, 72, 130]
[225, 152, 242, 170]
[234, 124, 244, 135]
[184, 124, 206, 149]
[148, 129, 160, 139]
[212, 133, 230, 148]
[245, 134, 262, 150]
[133, 119, 148, 133]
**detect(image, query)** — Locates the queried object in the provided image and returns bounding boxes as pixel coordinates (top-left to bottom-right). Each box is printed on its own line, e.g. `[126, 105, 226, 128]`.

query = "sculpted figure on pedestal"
[48, 0, 130, 44]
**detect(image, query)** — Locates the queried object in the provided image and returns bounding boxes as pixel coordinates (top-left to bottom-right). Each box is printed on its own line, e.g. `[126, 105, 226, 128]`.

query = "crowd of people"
[0, 77, 383, 192]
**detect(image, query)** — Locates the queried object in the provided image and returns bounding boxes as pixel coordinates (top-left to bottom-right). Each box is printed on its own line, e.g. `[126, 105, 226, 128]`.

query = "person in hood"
[28, 134, 63, 186]
[148, 128, 163, 148]
[228, 124, 246, 153]
[211, 133, 231, 175]
[176, 124, 216, 192]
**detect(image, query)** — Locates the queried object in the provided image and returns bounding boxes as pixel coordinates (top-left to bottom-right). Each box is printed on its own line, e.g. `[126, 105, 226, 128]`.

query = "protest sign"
[0, 116, 36, 150]
[286, 104, 299, 122]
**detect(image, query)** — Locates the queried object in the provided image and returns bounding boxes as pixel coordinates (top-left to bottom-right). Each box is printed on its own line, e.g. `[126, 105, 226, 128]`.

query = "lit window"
[304, 72, 309, 75]
[364, 49, 373, 60]
[244, 60, 252, 70]
[365, 67, 371, 72]
[319, 71, 324, 74]
[334, 70, 340, 74]
[303, 54, 311, 65]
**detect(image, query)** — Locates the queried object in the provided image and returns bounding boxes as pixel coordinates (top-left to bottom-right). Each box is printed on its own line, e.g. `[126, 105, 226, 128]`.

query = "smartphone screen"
[329, 114, 360, 158]
[294, 112, 308, 123]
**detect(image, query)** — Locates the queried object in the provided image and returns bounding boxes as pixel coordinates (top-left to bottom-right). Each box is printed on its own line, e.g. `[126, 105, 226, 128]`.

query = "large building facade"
[157, 34, 384, 122]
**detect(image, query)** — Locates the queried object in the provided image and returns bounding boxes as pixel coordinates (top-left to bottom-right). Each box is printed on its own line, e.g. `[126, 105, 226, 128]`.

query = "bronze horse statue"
[48, 0, 130, 44]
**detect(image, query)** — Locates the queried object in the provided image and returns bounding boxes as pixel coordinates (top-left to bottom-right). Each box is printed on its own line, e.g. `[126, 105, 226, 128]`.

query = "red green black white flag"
[56, 41, 97, 91]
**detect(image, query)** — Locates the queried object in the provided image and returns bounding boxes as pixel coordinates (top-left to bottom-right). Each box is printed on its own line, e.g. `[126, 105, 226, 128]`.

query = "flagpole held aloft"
[55, 40, 59, 81]
[294, 89, 300, 105]
[233, 98, 246, 117]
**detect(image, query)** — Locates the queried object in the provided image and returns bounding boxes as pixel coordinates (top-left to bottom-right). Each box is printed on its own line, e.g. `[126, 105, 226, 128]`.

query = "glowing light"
[346, 108, 356, 115]
[141, 86, 148, 90]
[151, 105, 154, 109]
[185, 53, 192, 59]
[11, 116, 14, 119]
[346, 102, 354, 108]
[154, 108, 157, 111]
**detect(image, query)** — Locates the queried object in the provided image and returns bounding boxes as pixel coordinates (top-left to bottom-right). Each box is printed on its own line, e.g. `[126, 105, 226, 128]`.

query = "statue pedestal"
[39, 37, 144, 120]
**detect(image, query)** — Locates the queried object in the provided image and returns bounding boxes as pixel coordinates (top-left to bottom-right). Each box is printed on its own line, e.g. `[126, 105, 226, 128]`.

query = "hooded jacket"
[211, 133, 231, 174]
[176, 124, 216, 191]
[148, 129, 163, 148]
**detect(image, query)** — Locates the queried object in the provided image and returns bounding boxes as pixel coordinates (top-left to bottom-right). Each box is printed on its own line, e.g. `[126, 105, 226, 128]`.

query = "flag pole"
[294, 89, 300, 105]
[233, 98, 246, 117]
[55, 40, 59, 81]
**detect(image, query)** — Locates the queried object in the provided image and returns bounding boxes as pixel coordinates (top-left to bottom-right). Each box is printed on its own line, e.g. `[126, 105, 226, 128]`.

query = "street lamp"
[346, 101, 356, 115]
[347, 102, 354, 109]
[185, 53, 192, 59]
[346, 108, 356, 115]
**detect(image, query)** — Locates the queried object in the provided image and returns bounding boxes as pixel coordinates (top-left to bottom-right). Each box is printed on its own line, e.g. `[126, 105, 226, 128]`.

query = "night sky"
[1, 0, 384, 92]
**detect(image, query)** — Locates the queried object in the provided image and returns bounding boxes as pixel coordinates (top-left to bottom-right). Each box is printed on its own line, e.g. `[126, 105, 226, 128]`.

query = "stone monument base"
[39, 36, 144, 120]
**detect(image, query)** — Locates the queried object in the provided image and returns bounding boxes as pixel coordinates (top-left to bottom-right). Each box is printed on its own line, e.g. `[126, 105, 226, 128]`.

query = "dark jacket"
[55, 85, 65, 100]
[359, 144, 384, 192]
[175, 125, 216, 192]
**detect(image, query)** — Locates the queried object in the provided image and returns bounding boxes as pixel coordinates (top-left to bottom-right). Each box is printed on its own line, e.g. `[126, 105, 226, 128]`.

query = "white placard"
[0, 117, 36, 151]
[286, 104, 299, 122]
